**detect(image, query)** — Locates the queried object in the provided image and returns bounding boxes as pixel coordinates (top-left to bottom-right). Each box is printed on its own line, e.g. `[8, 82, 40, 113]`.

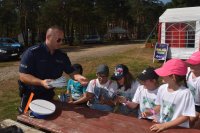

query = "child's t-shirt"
[132, 85, 158, 119]
[116, 80, 140, 101]
[156, 84, 196, 128]
[86, 78, 118, 101]
[115, 81, 140, 115]
[187, 70, 200, 106]
[86, 79, 118, 112]
[67, 79, 87, 100]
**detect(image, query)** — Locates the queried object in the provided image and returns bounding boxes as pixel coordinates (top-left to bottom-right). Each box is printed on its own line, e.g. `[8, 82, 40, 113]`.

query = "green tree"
[15, 0, 44, 46]
[0, 0, 169, 44]
[0, 0, 18, 37]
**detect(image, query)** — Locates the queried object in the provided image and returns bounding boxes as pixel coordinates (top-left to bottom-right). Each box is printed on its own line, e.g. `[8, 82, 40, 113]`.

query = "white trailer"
[158, 6, 200, 59]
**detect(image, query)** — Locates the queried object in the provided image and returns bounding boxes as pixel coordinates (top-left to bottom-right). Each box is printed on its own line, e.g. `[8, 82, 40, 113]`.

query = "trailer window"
[165, 22, 195, 48]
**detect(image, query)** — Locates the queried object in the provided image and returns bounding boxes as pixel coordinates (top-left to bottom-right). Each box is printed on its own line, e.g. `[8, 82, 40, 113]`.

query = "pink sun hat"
[186, 51, 200, 65]
[155, 59, 187, 77]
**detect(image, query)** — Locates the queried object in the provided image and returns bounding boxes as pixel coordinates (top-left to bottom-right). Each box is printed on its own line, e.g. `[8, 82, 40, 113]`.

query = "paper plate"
[29, 99, 56, 116]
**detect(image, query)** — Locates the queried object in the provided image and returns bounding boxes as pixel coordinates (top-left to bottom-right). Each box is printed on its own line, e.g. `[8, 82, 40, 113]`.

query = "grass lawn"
[0, 44, 162, 121]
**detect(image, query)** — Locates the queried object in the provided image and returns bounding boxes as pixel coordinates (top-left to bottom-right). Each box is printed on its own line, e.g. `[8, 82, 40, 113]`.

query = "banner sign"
[153, 43, 168, 62]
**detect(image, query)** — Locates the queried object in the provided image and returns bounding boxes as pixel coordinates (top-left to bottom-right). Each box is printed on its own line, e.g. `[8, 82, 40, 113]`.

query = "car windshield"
[0, 38, 16, 46]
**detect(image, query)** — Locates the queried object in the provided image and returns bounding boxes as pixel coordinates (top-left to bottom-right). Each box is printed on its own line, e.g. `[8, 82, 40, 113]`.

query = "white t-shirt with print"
[116, 80, 140, 100]
[187, 69, 200, 106]
[132, 85, 158, 119]
[156, 84, 196, 128]
[86, 78, 118, 96]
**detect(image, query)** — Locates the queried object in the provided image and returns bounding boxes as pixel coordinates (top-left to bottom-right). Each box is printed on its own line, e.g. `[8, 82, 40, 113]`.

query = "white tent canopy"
[159, 6, 200, 59]
[159, 6, 200, 22]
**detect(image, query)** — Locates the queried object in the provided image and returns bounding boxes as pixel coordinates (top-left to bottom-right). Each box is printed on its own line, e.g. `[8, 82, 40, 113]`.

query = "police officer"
[18, 25, 88, 113]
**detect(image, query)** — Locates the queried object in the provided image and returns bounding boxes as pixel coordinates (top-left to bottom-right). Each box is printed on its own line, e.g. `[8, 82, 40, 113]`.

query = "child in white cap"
[186, 51, 200, 128]
[142, 59, 195, 132]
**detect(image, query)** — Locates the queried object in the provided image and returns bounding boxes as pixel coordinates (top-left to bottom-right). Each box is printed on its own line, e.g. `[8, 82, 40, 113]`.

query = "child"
[186, 51, 200, 127]
[118, 66, 159, 121]
[111, 64, 140, 116]
[142, 59, 196, 132]
[71, 64, 118, 112]
[66, 64, 87, 103]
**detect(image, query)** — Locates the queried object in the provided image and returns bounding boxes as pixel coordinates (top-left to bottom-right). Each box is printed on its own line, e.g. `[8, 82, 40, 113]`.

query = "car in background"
[82, 35, 103, 44]
[0, 37, 24, 60]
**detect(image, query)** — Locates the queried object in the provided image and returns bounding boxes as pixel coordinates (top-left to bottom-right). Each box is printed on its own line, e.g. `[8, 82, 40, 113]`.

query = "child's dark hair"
[72, 64, 83, 75]
[123, 71, 136, 91]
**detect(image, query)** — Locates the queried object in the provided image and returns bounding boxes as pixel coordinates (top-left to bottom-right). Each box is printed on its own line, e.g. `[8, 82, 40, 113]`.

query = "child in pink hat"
[142, 59, 195, 132]
[186, 51, 200, 128]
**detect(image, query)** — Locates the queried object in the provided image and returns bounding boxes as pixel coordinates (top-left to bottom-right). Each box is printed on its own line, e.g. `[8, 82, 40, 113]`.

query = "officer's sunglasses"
[57, 38, 65, 43]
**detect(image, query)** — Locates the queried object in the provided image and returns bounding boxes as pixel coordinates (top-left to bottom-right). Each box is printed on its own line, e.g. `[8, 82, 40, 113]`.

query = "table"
[17, 101, 200, 133]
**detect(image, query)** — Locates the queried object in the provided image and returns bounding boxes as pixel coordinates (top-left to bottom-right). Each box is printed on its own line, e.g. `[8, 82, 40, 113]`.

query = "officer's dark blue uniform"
[19, 43, 74, 112]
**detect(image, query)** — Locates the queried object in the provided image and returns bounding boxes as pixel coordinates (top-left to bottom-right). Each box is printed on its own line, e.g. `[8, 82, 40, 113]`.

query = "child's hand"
[150, 123, 167, 133]
[152, 117, 158, 123]
[68, 100, 74, 104]
[117, 96, 127, 104]
[141, 110, 152, 118]
[141, 112, 147, 118]
[99, 95, 106, 104]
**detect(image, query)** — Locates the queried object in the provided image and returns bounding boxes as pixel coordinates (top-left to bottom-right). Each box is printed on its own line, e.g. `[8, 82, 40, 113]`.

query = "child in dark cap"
[69, 64, 118, 112]
[118, 66, 159, 121]
[111, 64, 140, 116]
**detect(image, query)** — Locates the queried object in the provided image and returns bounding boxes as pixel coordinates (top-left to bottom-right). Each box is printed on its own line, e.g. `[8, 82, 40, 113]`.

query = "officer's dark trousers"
[18, 91, 31, 114]
[18, 89, 55, 114]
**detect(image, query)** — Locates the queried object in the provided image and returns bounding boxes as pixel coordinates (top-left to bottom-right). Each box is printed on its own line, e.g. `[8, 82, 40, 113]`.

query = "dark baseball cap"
[96, 64, 109, 76]
[111, 64, 129, 80]
[138, 67, 159, 81]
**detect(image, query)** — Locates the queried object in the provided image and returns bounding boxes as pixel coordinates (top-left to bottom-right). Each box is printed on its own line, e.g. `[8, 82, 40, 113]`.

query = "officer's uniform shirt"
[19, 44, 74, 100]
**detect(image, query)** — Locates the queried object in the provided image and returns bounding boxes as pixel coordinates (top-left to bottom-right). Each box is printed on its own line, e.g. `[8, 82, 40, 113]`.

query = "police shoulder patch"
[30, 45, 40, 51]
[20, 63, 28, 68]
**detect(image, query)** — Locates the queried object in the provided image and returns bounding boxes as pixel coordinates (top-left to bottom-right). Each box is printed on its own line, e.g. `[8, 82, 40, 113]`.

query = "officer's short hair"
[48, 25, 64, 33]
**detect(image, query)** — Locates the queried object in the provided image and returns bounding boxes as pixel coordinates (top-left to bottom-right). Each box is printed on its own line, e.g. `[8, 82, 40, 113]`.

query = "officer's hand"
[41, 79, 53, 89]
[76, 75, 88, 86]
[80, 78, 88, 86]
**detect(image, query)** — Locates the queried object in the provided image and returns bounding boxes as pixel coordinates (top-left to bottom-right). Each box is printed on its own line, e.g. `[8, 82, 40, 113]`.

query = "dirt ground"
[0, 43, 144, 82]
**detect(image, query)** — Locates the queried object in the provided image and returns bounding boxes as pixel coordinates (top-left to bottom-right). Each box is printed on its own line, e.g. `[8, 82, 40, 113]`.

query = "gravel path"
[0, 43, 143, 81]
